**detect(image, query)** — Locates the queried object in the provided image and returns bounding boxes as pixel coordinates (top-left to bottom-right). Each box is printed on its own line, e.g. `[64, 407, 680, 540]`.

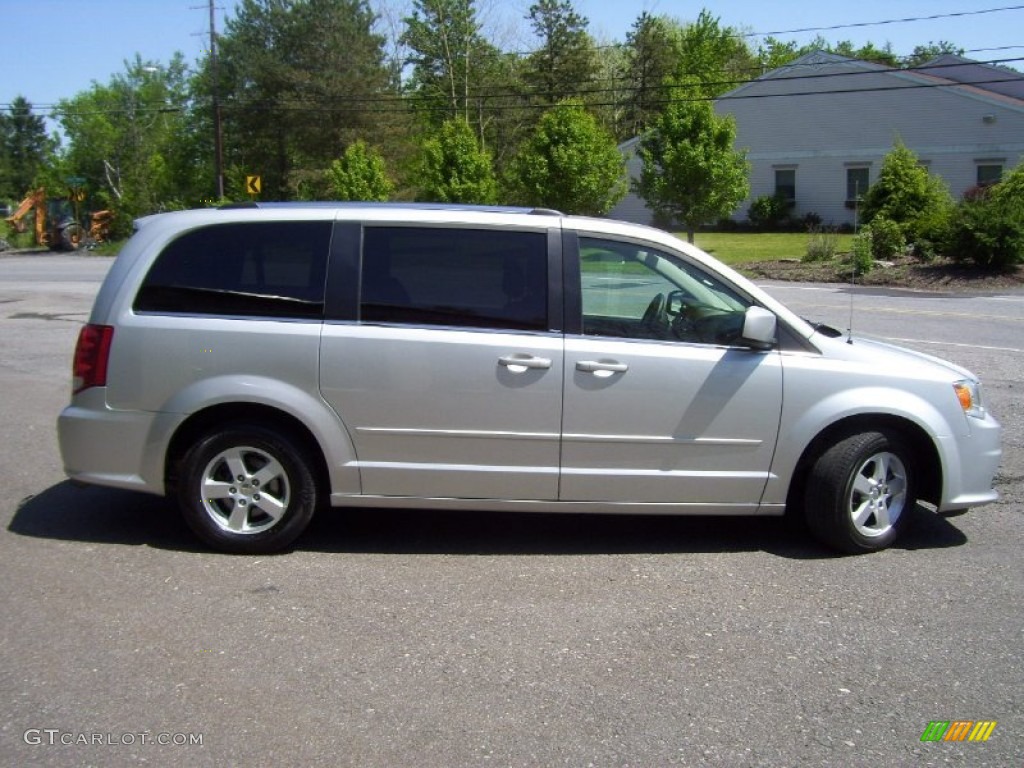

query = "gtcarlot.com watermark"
[24, 729, 203, 747]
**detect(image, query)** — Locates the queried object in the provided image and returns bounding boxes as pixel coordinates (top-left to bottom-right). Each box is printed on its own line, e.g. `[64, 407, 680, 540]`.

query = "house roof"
[914, 54, 1024, 101]
[718, 51, 1024, 112]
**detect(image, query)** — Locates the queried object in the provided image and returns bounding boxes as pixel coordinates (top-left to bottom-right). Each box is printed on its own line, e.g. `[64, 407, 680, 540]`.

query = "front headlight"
[953, 380, 985, 419]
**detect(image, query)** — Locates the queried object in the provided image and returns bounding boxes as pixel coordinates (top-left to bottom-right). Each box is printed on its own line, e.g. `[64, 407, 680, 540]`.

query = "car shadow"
[8, 482, 967, 559]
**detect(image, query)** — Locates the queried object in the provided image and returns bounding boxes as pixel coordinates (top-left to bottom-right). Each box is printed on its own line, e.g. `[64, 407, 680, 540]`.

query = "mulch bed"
[737, 256, 1024, 293]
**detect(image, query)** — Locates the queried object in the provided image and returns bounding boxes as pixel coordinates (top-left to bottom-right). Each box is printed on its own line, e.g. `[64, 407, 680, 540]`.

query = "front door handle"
[498, 354, 552, 371]
[576, 360, 628, 374]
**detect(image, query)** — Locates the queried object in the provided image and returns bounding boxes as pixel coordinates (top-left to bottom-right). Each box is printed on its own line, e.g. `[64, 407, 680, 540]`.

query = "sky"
[2, 0, 1022, 117]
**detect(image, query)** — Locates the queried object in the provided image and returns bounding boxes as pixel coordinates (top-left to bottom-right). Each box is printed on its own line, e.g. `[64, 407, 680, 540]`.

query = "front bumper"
[938, 411, 1002, 512]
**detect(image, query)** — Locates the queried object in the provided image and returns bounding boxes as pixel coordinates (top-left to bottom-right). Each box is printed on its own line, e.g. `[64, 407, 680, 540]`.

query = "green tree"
[906, 41, 964, 68]
[589, 41, 630, 142]
[829, 39, 899, 67]
[621, 13, 681, 138]
[753, 35, 945, 71]
[634, 80, 748, 241]
[860, 141, 952, 240]
[327, 140, 394, 201]
[416, 118, 497, 203]
[57, 55, 193, 225]
[522, 0, 599, 107]
[754, 36, 803, 72]
[0, 97, 55, 201]
[675, 10, 756, 98]
[216, 0, 393, 199]
[505, 101, 625, 215]
[401, 0, 499, 124]
[634, 81, 749, 240]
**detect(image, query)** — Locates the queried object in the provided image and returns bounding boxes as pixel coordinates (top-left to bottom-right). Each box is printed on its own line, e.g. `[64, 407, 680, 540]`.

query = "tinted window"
[134, 221, 331, 319]
[361, 227, 548, 331]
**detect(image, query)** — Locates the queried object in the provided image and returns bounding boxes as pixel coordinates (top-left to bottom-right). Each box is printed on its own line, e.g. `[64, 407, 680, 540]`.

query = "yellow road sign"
[246, 175, 261, 195]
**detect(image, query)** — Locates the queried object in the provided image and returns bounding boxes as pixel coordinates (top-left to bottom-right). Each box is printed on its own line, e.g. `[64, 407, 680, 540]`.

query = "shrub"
[945, 163, 1024, 271]
[747, 193, 791, 230]
[328, 140, 393, 202]
[947, 196, 1024, 271]
[861, 142, 953, 233]
[868, 217, 906, 260]
[908, 205, 952, 261]
[847, 229, 875, 275]
[801, 211, 823, 229]
[804, 226, 839, 262]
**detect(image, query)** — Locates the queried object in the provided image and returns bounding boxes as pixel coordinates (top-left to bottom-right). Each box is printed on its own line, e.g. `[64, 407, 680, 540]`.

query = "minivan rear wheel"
[178, 425, 317, 554]
[804, 431, 915, 554]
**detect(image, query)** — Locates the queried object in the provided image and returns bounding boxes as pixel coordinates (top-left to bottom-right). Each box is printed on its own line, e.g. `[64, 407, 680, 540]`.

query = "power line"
[185, 74, 1024, 117]
[496, 5, 1024, 58]
[13, 54, 1022, 119]
[743, 4, 1024, 39]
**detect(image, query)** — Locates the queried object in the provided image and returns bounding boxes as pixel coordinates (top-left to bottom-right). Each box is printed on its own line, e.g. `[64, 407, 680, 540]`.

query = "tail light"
[72, 324, 114, 394]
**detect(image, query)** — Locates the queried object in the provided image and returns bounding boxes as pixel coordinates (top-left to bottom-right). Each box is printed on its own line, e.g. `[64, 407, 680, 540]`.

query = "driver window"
[579, 236, 752, 346]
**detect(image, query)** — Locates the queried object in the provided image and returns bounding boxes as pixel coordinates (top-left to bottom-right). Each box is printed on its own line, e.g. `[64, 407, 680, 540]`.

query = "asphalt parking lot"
[1, 254, 1021, 766]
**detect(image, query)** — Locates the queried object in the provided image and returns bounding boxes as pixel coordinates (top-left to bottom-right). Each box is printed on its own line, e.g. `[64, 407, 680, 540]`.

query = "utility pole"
[209, 0, 225, 199]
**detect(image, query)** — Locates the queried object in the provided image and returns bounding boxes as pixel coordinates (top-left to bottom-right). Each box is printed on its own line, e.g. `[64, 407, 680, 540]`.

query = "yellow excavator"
[4, 187, 113, 250]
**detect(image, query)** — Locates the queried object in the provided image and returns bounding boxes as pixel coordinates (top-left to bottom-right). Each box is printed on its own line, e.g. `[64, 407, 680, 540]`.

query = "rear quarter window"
[134, 221, 331, 319]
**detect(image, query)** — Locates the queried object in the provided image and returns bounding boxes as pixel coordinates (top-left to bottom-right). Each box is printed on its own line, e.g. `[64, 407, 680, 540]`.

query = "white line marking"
[878, 336, 1024, 354]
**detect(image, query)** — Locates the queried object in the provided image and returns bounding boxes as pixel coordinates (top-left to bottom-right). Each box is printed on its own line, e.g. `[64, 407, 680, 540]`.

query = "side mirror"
[741, 306, 776, 349]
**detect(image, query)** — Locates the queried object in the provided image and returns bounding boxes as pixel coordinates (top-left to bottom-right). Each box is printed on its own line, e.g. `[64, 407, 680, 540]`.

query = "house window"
[846, 167, 870, 203]
[774, 169, 796, 203]
[977, 164, 1003, 187]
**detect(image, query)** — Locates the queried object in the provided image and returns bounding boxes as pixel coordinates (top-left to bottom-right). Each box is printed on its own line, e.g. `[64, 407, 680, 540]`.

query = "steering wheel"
[641, 293, 667, 328]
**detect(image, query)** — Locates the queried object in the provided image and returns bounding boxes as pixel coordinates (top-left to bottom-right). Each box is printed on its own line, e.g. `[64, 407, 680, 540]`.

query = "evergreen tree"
[216, 0, 392, 199]
[417, 118, 497, 204]
[523, 0, 599, 107]
[401, 0, 498, 125]
[860, 141, 952, 238]
[0, 97, 54, 201]
[621, 13, 681, 138]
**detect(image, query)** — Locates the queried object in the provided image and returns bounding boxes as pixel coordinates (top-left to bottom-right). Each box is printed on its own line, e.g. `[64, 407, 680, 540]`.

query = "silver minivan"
[58, 204, 1002, 554]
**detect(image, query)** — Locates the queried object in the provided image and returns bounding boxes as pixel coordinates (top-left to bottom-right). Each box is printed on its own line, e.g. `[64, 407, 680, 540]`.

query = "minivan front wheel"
[178, 426, 317, 554]
[805, 431, 915, 554]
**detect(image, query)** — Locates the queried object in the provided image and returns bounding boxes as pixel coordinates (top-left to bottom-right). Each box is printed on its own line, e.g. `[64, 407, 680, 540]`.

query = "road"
[1, 254, 1021, 766]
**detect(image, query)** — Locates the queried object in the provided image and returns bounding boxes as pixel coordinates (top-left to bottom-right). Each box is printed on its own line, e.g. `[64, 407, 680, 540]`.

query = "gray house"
[611, 52, 1024, 227]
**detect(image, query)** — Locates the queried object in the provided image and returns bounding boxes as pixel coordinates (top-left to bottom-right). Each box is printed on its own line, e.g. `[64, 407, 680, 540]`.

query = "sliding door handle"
[499, 354, 552, 371]
[576, 360, 628, 374]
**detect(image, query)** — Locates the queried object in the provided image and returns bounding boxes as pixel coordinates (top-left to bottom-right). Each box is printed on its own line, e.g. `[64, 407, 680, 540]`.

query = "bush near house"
[860, 142, 954, 243]
[747, 193, 791, 231]
[946, 167, 1024, 271]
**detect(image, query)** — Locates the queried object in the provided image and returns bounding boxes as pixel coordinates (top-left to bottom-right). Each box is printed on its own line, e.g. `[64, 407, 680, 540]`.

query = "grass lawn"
[690, 231, 854, 266]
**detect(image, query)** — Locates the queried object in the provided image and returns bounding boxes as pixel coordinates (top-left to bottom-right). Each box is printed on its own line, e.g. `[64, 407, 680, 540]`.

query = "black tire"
[60, 223, 84, 251]
[177, 425, 318, 554]
[804, 431, 915, 554]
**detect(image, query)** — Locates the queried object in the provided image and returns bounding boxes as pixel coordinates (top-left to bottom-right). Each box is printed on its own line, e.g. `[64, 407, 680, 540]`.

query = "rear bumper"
[57, 388, 167, 495]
